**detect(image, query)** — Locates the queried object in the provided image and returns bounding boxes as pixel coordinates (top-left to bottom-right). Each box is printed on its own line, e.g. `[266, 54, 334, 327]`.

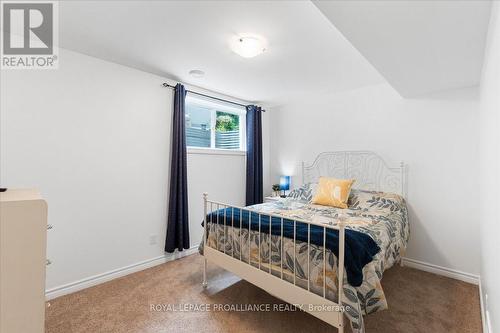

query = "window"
[185, 95, 246, 151]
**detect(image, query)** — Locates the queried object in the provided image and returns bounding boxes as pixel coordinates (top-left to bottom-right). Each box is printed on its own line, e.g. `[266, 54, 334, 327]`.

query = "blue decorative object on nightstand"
[279, 175, 291, 197]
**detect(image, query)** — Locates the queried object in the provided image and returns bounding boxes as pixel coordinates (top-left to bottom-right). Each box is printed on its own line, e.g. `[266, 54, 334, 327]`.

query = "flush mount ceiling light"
[189, 69, 205, 78]
[230, 35, 266, 58]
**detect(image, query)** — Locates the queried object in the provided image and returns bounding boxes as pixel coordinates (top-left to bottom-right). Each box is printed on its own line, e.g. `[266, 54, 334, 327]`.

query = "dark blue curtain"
[165, 84, 190, 253]
[246, 105, 263, 205]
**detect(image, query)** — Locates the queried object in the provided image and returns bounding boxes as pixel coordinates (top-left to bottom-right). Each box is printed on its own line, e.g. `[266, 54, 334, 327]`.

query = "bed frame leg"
[202, 192, 208, 289]
[338, 222, 345, 333]
[337, 313, 344, 333]
[202, 258, 208, 288]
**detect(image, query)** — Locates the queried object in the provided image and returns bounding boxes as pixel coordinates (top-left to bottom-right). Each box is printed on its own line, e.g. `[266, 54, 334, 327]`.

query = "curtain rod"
[162, 83, 265, 111]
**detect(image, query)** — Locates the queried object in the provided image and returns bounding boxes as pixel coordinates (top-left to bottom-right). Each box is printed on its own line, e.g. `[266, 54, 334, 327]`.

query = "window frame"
[185, 94, 247, 154]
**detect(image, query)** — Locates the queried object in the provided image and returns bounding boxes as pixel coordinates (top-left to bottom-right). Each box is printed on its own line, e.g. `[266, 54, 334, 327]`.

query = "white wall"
[479, 3, 500, 332]
[269, 83, 480, 276]
[0, 49, 260, 292]
[187, 151, 245, 245]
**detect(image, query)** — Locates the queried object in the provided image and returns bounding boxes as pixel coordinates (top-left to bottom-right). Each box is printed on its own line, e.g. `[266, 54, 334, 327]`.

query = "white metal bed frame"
[202, 151, 406, 333]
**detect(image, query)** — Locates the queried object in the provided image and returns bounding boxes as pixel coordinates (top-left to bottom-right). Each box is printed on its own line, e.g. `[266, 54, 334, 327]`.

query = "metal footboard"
[201, 193, 346, 332]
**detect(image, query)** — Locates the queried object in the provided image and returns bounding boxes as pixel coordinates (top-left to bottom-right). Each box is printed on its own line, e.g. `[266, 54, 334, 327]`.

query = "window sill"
[187, 147, 246, 156]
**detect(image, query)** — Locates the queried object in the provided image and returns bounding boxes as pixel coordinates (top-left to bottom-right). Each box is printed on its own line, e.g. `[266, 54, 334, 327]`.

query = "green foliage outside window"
[215, 112, 239, 132]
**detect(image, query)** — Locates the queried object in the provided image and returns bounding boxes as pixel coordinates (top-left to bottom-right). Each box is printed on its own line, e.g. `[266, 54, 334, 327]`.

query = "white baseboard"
[45, 244, 200, 300]
[402, 257, 480, 285]
[486, 308, 492, 333]
[479, 278, 493, 333]
[479, 279, 487, 333]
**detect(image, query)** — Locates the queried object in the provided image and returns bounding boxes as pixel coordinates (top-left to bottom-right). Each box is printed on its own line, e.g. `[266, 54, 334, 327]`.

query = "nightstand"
[264, 196, 284, 203]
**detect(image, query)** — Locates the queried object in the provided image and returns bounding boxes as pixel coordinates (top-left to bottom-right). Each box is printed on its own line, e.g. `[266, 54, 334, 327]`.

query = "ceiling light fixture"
[230, 35, 266, 58]
[189, 69, 205, 78]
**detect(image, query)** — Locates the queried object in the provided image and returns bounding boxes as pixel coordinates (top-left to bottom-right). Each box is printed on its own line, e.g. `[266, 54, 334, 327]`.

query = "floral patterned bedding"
[199, 187, 409, 332]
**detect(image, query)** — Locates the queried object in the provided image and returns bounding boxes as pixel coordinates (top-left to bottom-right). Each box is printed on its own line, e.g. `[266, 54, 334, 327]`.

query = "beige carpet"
[46, 254, 481, 333]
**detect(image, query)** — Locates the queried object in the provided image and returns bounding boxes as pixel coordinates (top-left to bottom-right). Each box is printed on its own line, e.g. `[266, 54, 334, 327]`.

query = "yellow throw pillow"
[311, 177, 355, 209]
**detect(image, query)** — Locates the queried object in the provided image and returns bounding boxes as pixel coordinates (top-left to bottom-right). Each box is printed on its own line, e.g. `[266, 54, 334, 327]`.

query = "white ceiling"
[58, 1, 384, 106]
[313, 0, 492, 97]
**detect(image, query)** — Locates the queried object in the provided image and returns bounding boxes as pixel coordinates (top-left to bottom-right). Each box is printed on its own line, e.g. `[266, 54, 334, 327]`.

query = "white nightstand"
[264, 196, 284, 203]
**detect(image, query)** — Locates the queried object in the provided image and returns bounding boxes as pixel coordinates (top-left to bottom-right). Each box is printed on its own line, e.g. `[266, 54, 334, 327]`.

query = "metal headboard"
[302, 151, 407, 198]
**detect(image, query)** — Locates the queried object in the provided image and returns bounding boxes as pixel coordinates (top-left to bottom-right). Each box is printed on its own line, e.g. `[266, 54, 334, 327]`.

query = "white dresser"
[0, 189, 48, 333]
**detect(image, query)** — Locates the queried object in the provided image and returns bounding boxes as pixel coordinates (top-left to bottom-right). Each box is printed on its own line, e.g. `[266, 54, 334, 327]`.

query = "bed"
[199, 151, 409, 333]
